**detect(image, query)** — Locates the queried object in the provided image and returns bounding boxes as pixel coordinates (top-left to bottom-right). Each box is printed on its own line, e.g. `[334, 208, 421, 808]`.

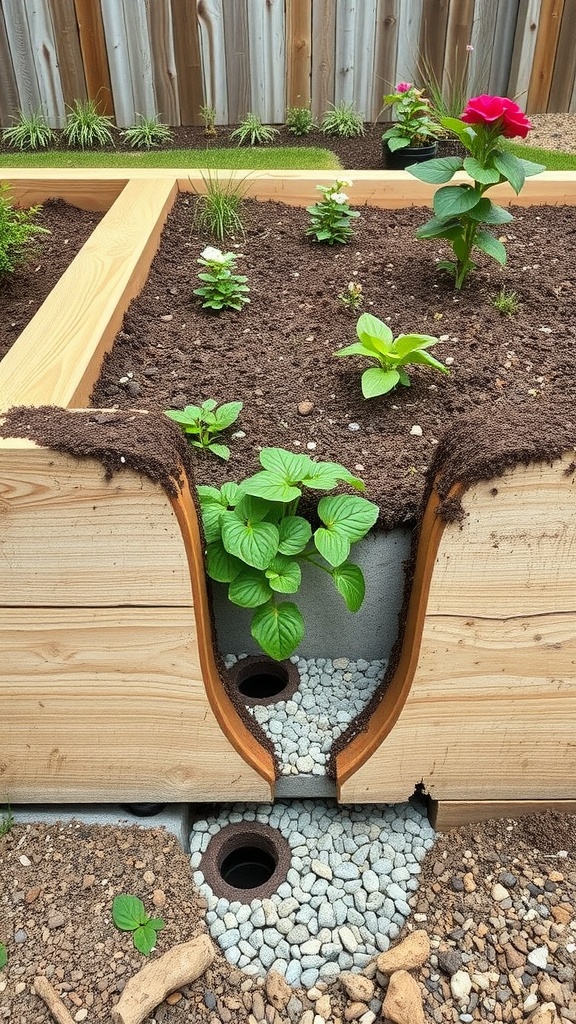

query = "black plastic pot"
[383, 140, 438, 170]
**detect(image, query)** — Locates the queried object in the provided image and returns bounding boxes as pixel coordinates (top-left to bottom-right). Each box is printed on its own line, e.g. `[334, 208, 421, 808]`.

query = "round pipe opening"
[200, 822, 291, 901]
[227, 656, 299, 706]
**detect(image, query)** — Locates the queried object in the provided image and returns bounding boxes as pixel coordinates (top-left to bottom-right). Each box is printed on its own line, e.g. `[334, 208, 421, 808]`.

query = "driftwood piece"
[111, 934, 215, 1024]
[33, 976, 76, 1024]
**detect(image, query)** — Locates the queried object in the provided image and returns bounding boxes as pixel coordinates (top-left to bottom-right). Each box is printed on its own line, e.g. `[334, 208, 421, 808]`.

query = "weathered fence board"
[372, 0, 401, 119]
[146, 0, 180, 125]
[197, 0, 228, 123]
[3, 0, 43, 117]
[170, 0, 203, 125]
[335, 0, 378, 117]
[442, 0, 475, 102]
[527, 0, 565, 112]
[548, 0, 576, 111]
[222, 0, 251, 123]
[468, 0, 499, 97]
[285, 0, 311, 109]
[508, 0, 543, 110]
[0, 3, 19, 123]
[72, 0, 114, 118]
[311, 0, 336, 118]
[418, 0, 450, 97]
[395, 0, 423, 85]
[488, 0, 521, 96]
[49, 0, 87, 110]
[247, 0, 285, 123]
[100, 0, 156, 127]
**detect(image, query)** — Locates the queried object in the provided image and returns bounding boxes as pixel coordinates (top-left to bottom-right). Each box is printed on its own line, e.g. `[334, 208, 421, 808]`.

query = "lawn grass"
[506, 140, 576, 170]
[0, 146, 341, 171]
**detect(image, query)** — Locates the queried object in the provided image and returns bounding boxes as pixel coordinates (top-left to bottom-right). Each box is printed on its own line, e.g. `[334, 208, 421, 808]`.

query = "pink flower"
[396, 82, 412, 93]
[461, 94, 532, 139]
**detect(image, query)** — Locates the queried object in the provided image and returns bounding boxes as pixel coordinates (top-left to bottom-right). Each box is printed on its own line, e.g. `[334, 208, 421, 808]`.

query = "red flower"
[461, 94, 532, 139]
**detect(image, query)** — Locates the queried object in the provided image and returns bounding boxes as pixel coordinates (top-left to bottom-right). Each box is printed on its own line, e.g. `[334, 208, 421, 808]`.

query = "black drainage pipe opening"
[227, 656, 299, 706]
[201, 822, 292, 901]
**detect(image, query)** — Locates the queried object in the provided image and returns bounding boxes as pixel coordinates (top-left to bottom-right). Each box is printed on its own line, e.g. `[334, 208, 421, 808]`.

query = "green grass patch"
[0, 146, 341, 171]
[506, 140, 576, 171]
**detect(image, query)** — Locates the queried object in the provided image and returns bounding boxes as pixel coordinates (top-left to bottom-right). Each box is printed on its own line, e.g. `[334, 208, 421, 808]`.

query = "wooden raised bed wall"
[1, 170, 576, 823]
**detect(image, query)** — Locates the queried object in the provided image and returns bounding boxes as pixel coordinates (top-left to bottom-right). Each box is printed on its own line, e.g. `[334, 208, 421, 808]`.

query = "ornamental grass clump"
[407, 94, 545, 289]
[62, 98, 114, 149]
[306, 179, 359, 244]
[193, 246, 250, 311]
[2, 109, 54, 150]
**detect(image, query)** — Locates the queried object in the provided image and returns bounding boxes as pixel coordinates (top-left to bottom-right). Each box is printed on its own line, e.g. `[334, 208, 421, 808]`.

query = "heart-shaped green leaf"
[406, 155, 463, 182]
[221, 482, 242, 506]
[251, 600, 305, 660]
[205, 540, 243, 582]
[221, 513, 279, 569]
[433, 185, 483, 218]
[331, 562, 366, 612]
[300, 461, 364, 492]
[208, 442, 230, 460]
[113, 895, 148, 931]
[259, 448, 311, 481]
[278, 516, 312, 555]
[466, 198, 513, 224]
[474, 229, 507, 265]
[314, 528, 350, 567]
[357, 312, 393, 346]
[361, 366, 400, 398]
[265, 555, 301, 594]
[133, 922, 158, 955]
[229, 567, 273, 607]
[241, 470, 302, 503]
[213, 401, 243, 429]
[415, 214, 461, 239]
[393, 333, 439, 357]
[492, 151, 525, 194]
[317, 494, 379, 543]
[463, 156, 501, 184]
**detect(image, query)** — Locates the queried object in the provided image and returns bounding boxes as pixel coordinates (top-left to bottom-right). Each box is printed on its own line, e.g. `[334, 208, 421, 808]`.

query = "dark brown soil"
[91, 194, 576, 531]
[0, 200, 103, 362]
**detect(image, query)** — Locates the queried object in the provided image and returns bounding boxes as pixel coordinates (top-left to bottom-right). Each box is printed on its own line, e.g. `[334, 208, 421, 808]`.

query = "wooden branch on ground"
[111, 934, 215, 1024]
[34, 977, 76, 1024]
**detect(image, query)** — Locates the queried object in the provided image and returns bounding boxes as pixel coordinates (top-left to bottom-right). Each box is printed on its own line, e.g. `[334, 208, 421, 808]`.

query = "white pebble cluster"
[224, 656, 386, 776]
[190, 799, 435, 988]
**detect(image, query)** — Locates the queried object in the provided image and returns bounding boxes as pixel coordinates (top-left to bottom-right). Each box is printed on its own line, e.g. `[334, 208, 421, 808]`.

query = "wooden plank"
[246, 0, 285, 122]
[372, 0, 401, 120]
[431, 799, 576, 831]
[488, 0, 521, 96]
[311, 0, 336, 118]
[2, 0, 42, 115]
[0, 178, 176, 412]
[23, 0, 67, 127]
[335, 0, 377, 116]
[170, 0, 204, 125]
[508, 0, 542, 110]
[72, 0, 114, 117]
[338, 453, 576, 804]
[222, 0, 250, 123]
[0, 2, 20, 125]
[100, 0, 156, 126]
[3, 174, 126, 210]
[285, 0, 312, 109]
[48, 0, 87, 110]
[548, 0, 576, 111]
[527, 0, 565, 112]
[468, 0, 499, 97]
[0, 606, 272, 803]
[442, 0, 475, 102]
[395, 0, 423, 85]
[197, 0, 228, 123]
[146, 0, 180, 125]
[417, 0, 450, 93]
[0, 444, 192, 607]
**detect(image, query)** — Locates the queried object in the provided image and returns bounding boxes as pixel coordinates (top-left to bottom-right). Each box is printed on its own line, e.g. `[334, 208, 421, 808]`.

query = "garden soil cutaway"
[0, 201, 103, 362]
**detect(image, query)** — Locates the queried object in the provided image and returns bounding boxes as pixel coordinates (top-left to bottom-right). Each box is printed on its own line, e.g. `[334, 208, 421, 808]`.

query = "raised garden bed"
[1, 169, 576, 826]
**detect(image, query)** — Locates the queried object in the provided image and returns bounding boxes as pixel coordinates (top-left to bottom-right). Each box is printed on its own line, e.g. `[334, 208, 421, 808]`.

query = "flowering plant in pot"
[406, 94, 545, 289]
[381, 83, 441, 169]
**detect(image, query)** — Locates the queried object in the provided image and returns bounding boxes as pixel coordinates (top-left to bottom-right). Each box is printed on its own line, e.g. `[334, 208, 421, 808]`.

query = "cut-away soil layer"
[1, 812, 574, 1023]
[0, 200, 103, 362]
[91, 194, 576, 531]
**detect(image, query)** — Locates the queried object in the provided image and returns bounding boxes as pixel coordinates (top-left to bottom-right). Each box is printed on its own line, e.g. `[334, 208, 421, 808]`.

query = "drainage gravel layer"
[224, 655, 386, 776]
[190, 799, 435, 988]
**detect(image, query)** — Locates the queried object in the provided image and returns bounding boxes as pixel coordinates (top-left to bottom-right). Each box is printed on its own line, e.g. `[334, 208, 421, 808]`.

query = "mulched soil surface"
[0, 201, 103, 362]
[1, 812, 574, 1022]
[91, 194, 576, 531]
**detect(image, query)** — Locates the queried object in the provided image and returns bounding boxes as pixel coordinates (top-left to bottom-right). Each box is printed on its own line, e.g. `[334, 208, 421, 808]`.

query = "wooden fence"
[1, 0, 575, 128]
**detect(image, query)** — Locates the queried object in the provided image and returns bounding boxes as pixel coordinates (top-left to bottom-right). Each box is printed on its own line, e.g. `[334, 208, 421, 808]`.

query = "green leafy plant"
[407, 95, 545, 289]
[0, 805, 14, 838]
[200, 104, 217, 136]
[306, 178, 359, 245]
[63, 98, 114, 149]
[285, 106, 316, 135]
[0, 943, 7, 969]
[334, 312, 448, 399]
[321, 101, 365, 138]
[120, 114, 173, 149]
[193, 170, 247, 241]
[193, 246, 250, 311]
[0, 184, 49, 276]
[165, 399, 243, 460]
[230, 113, 280, 146]
[338, 280, 364, 312]
[491, 286, 520, 316]
[381, 83, 440, 151]
[198, 449, 379, 660]
[3, 109, 54, 150]
[112, 894, 165, 955]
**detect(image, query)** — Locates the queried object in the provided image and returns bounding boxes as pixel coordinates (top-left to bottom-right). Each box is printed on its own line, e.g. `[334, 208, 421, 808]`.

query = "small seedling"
[120, 114, 173, 149]
[334, 312, 449, 398]
[0, 184, 49, 276]
[112, 894, 164, 955]
[193, 246, 250, 311]
[63, 98, 114, 149]
[0, 805, 14, 838]
[199, 104, 217, 136]
[3, 109, 54, 150]
[338, 281, 363, 312]
[230, 113, 279, 146]
[0, 943, 7, 969]
[193, 170, 247, 241]
[165, 399, 243, 460]
[285, 106, 316, 135]
[306, 179, 359, 245]
[491, 286, 520, 316]
[321, 101, 365, 138]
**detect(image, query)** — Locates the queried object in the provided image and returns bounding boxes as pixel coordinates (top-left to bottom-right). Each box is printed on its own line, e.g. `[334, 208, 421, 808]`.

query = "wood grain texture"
[395, 0, 423, 85]
[170, 0, 204, 124]
[247, 0, 285, 122]
[311, 0, 336, 118]
[2, 0, 42, 115]
[49, 0, 87, 109]
[417, 0, 450, 90]
[432, 799, 576, 831]
[548, 0, 576, 111]
[197, 0, 228, 123]
[372, 0, 400, 119]
[100, 0, 156, 126]
[338, 454, 576, 804]
[442, 0, 475, 99]
[222, 0, 250, 123]
[488, 0, 521, 96]
[24, 0, 67, 127]
[508, 0, 543, 110]
[0, 178, 176, 412]
[146, 0, 180, 125]
[527, 0, 565, 112]
[0, 2, 20, 125]
[285, 0, 312, 109]
[72, 0, 114, 117]
[335, 0, 377, 116]
[468, 0, 499, 96]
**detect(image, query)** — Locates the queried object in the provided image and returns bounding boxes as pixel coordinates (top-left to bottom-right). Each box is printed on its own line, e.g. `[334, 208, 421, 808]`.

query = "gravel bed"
[189, 799, 435, 988]
[224, 655, 386, 776]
